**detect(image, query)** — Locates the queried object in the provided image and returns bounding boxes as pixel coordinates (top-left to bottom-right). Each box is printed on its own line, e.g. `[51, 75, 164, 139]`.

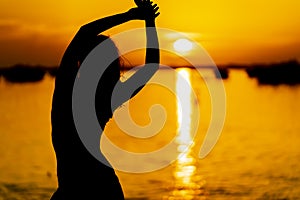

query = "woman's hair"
[78, 34, 124, 74]
[91, 35, 124, 127]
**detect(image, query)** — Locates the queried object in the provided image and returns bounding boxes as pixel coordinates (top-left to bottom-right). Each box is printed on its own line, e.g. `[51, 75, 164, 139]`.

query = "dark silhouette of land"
[0, 64, 56, 83]
[0, 64, 230, 82]
[2, 59, 299, 84]
[244, 60, 300, 85]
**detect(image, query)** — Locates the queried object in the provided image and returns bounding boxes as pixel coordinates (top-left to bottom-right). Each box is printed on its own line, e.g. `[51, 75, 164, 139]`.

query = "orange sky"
[0, 0, 299, 66]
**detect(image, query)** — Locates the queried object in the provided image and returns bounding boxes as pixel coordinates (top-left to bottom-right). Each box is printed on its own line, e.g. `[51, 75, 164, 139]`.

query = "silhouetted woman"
[50, 1, 160, 199]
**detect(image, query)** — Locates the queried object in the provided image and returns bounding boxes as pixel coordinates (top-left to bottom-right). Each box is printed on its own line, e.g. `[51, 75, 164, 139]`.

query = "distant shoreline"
[1, 59, 299, 85]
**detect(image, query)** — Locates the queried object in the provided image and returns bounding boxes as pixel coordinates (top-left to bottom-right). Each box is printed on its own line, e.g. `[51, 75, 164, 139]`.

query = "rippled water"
[0, 69, 300, 199]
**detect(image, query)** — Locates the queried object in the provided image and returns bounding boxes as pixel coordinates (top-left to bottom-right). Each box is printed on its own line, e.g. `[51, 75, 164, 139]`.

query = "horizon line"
[0, 59, 299, 69]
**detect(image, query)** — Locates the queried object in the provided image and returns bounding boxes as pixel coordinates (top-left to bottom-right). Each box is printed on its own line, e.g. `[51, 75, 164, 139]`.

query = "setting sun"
[173, 39, 194, 53]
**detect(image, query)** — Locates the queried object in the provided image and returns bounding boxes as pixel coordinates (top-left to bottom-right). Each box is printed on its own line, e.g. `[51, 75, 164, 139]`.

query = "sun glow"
[173, 39, 194, 53]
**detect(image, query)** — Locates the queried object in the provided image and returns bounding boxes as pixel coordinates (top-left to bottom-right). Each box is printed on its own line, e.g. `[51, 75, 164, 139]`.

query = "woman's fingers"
[134, 0, 160, 19]
[152, 3, 157, 8]
[151, 6, 159, 17]
[154, 12, 160, 18]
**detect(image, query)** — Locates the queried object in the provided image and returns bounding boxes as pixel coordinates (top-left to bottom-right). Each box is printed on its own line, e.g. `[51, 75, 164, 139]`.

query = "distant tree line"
[244, 60, 300, 85]
[0, 60, 299, 85]
[0, 64, 58, 83]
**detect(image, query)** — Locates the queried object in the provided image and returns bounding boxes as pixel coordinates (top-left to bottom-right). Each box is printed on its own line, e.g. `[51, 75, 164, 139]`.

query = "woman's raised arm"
[56, 6, 156, 93]
[60, 9, 145, 68]
[111, 1, 160, 111]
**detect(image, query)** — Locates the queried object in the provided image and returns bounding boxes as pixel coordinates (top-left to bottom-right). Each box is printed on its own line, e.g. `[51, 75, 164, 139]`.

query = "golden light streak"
[176, 68, 192, 147]
[167, 68, 205, 199]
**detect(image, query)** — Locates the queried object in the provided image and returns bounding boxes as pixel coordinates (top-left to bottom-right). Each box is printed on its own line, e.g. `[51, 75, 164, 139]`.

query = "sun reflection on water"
[176, 69, 193, 146]
[165, 68, 206, 200]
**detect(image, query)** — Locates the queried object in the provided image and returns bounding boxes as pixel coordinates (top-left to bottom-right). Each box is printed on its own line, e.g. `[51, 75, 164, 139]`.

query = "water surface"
[0, 69, 300, 199]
